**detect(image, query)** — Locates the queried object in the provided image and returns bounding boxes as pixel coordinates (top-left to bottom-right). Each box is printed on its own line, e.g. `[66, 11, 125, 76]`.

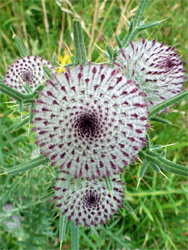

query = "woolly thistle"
[114, 38, 186, 110]
[32, 63, 149, 178]
[4, 55, 54, 94]
[53, 171, 124, 227]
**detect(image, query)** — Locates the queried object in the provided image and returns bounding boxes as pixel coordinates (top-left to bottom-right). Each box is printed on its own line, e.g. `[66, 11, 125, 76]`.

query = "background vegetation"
[0, 0, 187, 249]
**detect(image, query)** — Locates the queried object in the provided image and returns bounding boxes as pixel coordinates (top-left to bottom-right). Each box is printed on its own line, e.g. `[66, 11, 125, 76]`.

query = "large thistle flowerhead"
[114, 38, 186, 110]
[53, 171, 124, 227]
[4, 55, 54, 94]
[32, 63, 148, 178]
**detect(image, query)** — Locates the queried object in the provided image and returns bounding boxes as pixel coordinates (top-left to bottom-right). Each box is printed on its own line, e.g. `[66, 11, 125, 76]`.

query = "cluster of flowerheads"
[4, 39, 185, 228]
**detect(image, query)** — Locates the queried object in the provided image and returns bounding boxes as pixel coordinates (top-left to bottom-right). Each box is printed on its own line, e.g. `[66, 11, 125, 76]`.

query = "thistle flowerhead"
[53, 172, 124, 227]
[32, 63, 148, 178]
[4, 55, 54, 94]
[114, 38, 186, 110]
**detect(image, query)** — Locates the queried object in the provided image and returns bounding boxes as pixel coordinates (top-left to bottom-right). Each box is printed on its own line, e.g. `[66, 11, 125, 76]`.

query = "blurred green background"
[0, 0, 187, 249]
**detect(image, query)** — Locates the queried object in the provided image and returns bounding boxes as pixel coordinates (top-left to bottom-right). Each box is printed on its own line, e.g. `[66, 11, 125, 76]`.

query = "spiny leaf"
[73, 19, 87, 65]
[137, 20, 161, 31]
[51, 52, 57, 66]
[115, 35, 123, 48]
[71, 221, 79, 250]
[149, 162, 170, 180]
[106, 44, 113, 59]
[123, 200, 139, 222]
[23, 83, 32, 94]
[0, 83, 24, 102]
[150, 116, 172, 124]
[149, 162, 161, 173]
[0, 155, 48, 175]
[0, 83, 43, 101]
[149, 90, 188, 118]
[12, 32, 27, 58]
[139, 150, 188, 177]
[43, 65, 54, 79]
[137, 159, 148, 189]
[133, 0, 148, 28]
[59, 215, 67, 248]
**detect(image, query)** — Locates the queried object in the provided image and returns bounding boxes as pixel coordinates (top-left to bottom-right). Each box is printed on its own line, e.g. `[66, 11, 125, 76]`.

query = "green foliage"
[59, 215, 67, 247]
[0, 0, 187, 249]
[73, 19, 87, 65]
[149, 91, 188, 118]
[71, 221, 79, 250]
[0, 155, 48, 175]
[12, 32, 28, 58]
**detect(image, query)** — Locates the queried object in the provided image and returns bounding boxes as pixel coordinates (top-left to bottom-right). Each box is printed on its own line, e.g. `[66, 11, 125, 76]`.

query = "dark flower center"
[87, 194, 96, 205]
[75, 112, 100, 139]
[83, 190, 100, 208]
[21, 71, 33, 84]
[81, 118, 93, 130]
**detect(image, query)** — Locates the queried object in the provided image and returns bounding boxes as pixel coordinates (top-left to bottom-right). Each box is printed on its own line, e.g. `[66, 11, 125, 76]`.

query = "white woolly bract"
[53, 172, 124, 227]
[32, 63, 148, 178]
[4, 55, 54, 94]
[114, 39, 186, 110]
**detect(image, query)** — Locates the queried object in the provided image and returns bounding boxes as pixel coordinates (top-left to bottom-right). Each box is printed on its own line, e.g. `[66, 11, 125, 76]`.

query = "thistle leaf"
[71, 221, 79, 250]
[0, 83, 24, 102]
[150, 116, 172, 124]
[139, 150, 188, 177]
[137, 160, 148, 189]
[149, 90, 188, 118]
[73, 19, 87, 65]
[59, 215, 67, 246]
[133, 0, 148, 28]
[115, 35, 123, 48]
[0, 155, 48, 175]
[137, 20, 161, 31]
[12, 33, 27, 58]
[43, 65, 54, 79]
[51, 52, 57, 66]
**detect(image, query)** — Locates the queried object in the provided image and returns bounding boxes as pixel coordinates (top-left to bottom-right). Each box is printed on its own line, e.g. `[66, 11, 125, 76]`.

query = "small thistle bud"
[114, 39, 186, 110]
[4, 55, 54, 94]
[32, 63, 148, 178]
[53, 172, 124, 228]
